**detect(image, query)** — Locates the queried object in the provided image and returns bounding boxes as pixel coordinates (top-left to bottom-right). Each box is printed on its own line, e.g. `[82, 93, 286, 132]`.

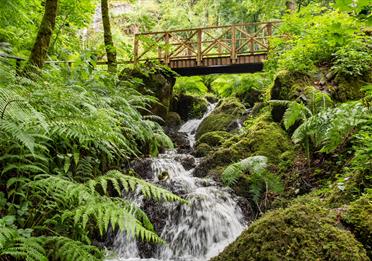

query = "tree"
[23, 0, 59, 72]
[101, 0, 117, 73]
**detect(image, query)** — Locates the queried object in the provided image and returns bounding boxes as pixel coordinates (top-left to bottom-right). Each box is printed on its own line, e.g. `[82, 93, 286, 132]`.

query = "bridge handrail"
[134, 21, 281, 36]
[133, 21, 281, 66]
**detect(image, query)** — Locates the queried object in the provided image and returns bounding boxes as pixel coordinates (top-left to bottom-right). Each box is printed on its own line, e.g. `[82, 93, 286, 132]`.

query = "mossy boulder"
[193, 116, 294, 178]
[269, 70, 306, 122]
[212, 202, 368, 261]
[171, 94, 208, 121]
[342, 193, 372, 257]
[212, 98, 246, 115]
[196, 131, 233, 148]
[195, 98, 246, 140]
[120, 63, 177, 119]
[164, 112, 182, 128]
[195, 114, 237, 140]
[331, 76, 365, 102]
[193, 143, 212, 158]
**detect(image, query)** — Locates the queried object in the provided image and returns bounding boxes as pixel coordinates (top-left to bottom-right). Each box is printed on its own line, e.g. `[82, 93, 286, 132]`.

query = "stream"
[109, 104, 247, 261]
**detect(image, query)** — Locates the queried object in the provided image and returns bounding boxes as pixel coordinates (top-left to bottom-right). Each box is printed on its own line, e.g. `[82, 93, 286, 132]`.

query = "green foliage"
[174, 76, 208, 95]
[267, 5, 366, 74]
[0, 62, 184, 258]
[222, 156, 283, 207]
[222, 156, 268, 186]
[211, 73, 270, 102]
[331, 39, 372, 78]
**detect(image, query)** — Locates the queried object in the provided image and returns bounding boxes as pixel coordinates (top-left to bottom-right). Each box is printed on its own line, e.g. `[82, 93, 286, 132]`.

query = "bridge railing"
[133, 21, 280, 66]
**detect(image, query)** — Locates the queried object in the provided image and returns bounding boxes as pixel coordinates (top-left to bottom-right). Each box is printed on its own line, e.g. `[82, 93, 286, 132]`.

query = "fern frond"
[45, 236, 102, 261]
[89, 170, 185, 203]
[0, 236, 47, 261]
[222, 156, 268, 186]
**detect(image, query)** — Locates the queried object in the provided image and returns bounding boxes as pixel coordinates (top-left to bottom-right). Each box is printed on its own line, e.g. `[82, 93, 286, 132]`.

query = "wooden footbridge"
[133, 21, 280, 75]
[1, 21, 280, 76]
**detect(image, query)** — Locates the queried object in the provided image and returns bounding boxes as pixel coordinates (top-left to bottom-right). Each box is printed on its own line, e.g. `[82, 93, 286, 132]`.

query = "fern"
[28, 172, 184, 243]
[249, 171, 283, 204]
[45, 236, 102, 261]
[0, 219, 47, 261]
[222, 156, 268, 186]
[222, 156, 283, 208]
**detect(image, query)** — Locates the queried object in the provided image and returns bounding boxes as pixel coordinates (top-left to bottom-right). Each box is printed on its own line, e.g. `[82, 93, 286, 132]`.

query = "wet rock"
[195, 98, 246, 140]
[166, 131, 191, 154]
[165, 111, 182, 129]
[130, 158, 154, 180]
[193, 143, 212, 158]
[226, 119, 242, 132]
[120, 62, 177, 119]
[171, 94, 208, 121]
[175, 154, 196, 170]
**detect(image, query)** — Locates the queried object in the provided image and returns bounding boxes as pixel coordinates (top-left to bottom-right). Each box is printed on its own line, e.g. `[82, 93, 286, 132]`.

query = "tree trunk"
[24, 0, 59, 72]
[101, 0, 117, 73]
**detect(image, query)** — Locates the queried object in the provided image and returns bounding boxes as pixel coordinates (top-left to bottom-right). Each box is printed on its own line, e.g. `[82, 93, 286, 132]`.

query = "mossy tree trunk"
[23, 0, 59, 72]
[101, 0, 117, 73]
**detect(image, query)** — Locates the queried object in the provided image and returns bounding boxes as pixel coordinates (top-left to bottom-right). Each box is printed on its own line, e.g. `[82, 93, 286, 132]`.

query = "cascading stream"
[109, 103, 246, 261]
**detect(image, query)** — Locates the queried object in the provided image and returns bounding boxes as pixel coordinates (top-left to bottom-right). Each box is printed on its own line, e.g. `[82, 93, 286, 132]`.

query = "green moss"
[212, 202, 369, 261]
[164, 112, 182, 128]
[342, 192, 372, 258]
[196, 131, 233, 148]
[171, 94, 208, 120]
[193, 143, 212, 157]
[194, 115, 294, 181]
[269, 70, 308, 122]
[195, 98, 246, 139]
[190, 97, 208, 119]
[213, 97, 246, 115]
[195, 113, 236, 140]
[120, 63, 176, 118]
[230, 119, 294, 164]
[332, 76, 364, 102]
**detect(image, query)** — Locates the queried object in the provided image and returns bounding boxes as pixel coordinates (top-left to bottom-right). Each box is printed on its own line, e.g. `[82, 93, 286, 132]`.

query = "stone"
[212, 202, 369, 261]
[120, 62, 177, 119]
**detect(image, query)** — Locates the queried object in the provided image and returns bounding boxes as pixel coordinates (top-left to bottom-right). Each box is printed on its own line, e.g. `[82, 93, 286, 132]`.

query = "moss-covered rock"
[171, 94, 208, 121]
[193, 115, 294, 178]
[212, 202, 369, 261]
[195, 114, 237, 140]
[195, 98, 246, 139]
[213, 98, 246, 115]
[196, 131, 233, 148]
[331, 76, 365, 102]
[269, 70, 306, 122]
[342, 192, 372, 258]
[164, 112, 182, 128]
[120, 63, 177, 119]
[193, 143, 212, 158]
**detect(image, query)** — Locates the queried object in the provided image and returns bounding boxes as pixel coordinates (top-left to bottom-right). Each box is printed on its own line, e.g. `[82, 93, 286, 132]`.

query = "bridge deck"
[133, 22, 279, 75]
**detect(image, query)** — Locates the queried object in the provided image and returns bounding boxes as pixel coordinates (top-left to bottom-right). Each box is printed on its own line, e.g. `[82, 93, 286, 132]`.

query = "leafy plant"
[0, 61, 184, 259]
[222, 156, 283, 211]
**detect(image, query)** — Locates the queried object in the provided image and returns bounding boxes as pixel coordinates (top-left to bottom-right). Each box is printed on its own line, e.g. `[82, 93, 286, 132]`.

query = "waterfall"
[108, 103, 246, 261]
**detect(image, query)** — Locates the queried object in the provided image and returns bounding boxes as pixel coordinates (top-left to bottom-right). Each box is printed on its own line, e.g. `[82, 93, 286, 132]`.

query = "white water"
[108, 103, 246, 261]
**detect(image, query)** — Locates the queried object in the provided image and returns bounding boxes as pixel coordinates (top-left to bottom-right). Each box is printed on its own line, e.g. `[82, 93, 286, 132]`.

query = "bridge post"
[231, 25, 237, 64]
[164, 32, 170, 65]
[197, 29, 202, 66]
[267, 22, 273, 36]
